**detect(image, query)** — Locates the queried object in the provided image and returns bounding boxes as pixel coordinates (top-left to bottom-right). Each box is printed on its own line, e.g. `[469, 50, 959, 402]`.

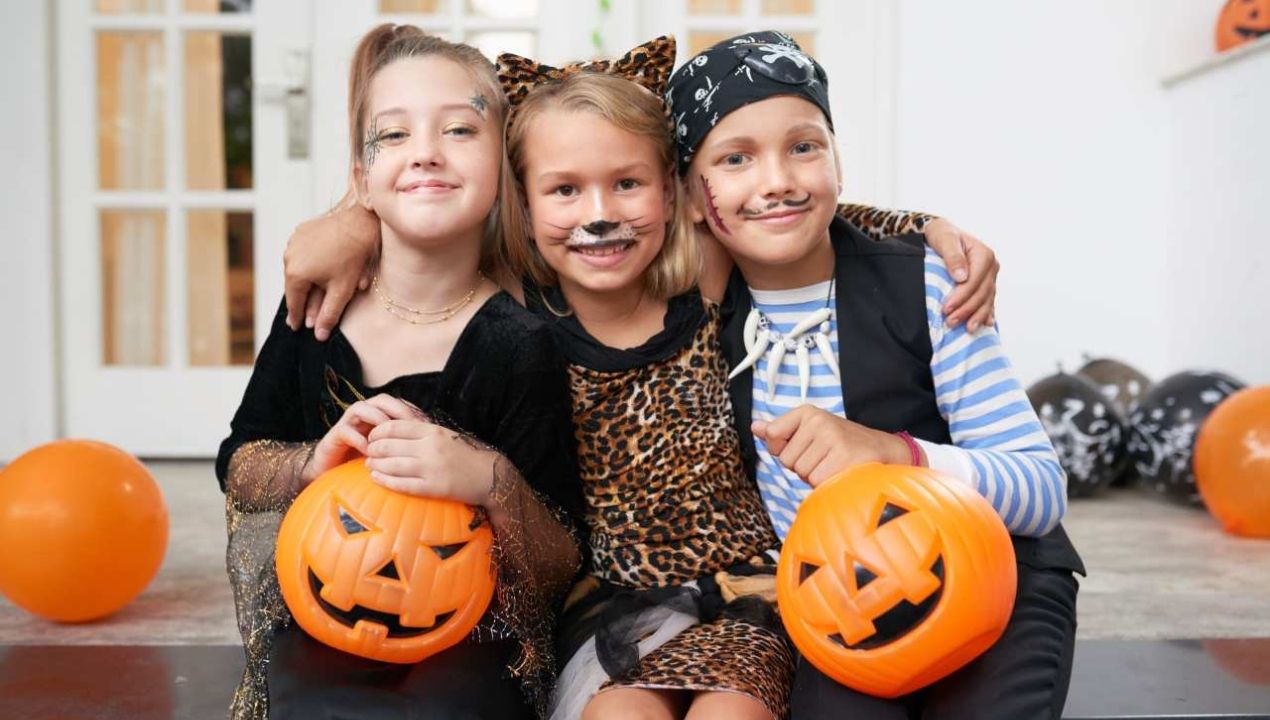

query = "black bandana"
[665, 31, 832, 174]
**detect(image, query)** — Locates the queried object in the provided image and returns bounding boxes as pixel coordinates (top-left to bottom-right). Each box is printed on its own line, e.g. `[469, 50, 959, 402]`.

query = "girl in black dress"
[215, 25, 582, 720]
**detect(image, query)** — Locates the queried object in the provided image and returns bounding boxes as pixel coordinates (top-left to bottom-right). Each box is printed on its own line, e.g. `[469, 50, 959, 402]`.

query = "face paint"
[701, 175, 729, 236]
[363, 117, 382, 170]
[740, 194, 811, 216]
[581, 219, 619, 236]
[469, 93, 488, 118]
[567, 220, 637, 248]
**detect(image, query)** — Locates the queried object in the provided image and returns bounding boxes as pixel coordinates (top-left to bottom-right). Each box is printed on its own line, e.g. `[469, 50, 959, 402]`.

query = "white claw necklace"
[728, 278, 839, 400]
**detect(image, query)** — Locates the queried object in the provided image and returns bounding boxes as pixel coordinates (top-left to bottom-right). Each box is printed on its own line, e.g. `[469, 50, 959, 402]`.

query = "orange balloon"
[0, 440, 168, 622]
[276, 459, 495, 664]
[1194, 385, 1270, 538]
[777, 463, 1016, 698]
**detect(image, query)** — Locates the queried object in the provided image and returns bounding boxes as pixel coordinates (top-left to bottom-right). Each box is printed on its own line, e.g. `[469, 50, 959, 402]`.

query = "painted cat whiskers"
[567, 220, 638, 248]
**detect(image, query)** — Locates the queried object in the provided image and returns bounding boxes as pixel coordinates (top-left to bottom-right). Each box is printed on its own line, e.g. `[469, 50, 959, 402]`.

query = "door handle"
[255, 49, 310, 160]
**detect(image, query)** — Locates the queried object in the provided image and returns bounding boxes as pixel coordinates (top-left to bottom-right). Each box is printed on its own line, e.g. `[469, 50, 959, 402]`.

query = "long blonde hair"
[499, 72, 700, 300]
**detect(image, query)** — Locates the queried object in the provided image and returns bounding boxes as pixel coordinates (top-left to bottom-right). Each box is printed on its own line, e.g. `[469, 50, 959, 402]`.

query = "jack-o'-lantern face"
[1216, 0, 1270, 52]
[777, 464, 1017, 698]
[790, 498, 945, 651]
[276, 459, 495, 664]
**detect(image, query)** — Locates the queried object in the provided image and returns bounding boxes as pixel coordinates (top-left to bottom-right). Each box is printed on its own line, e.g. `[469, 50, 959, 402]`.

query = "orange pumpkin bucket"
[777, 463, 1016, 698]
[276, 458, 496, 663]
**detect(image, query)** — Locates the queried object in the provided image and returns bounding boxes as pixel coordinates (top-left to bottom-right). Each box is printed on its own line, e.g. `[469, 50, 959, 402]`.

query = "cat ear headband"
[496, 35, 676, 127]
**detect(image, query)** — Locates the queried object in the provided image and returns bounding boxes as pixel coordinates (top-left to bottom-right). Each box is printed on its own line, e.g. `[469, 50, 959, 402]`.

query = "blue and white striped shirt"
[750, 248, 1066, 540]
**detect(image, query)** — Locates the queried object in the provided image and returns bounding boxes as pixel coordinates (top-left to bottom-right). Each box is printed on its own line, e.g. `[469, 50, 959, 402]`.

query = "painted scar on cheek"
[701, 175, 730, 236]
[363, 117, 381, 170]
[469, 94, 488, 118]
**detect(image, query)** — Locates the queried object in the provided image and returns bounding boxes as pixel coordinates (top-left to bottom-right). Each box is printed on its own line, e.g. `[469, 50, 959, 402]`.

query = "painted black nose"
[581, 219, 619, 236]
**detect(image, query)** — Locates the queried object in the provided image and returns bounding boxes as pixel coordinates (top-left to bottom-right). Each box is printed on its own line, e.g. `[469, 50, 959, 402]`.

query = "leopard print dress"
[525, 286, 792, 719]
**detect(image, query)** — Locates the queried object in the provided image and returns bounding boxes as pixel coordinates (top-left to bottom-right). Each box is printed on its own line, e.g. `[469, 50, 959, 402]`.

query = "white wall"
[0, 1, 57, 463]
[1163, 42, 1270, 384]
[890, 0, 1267, 387]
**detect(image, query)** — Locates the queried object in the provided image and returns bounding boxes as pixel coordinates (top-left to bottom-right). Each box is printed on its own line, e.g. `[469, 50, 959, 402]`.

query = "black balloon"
[1077, 357, 1153, 416]
[1077, 357, 1153, 486]
[1126, 370, 1245, 503]
[1027, 371, 1128, 498]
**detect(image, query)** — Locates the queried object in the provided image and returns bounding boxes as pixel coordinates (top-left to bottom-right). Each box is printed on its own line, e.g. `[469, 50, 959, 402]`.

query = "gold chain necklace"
[371, 272, 482, 325]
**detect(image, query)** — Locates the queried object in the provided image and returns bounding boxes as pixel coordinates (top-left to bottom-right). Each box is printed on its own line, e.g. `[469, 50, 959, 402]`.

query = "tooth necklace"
[728, 277, 838, 401]
[372, 272, 483, 325]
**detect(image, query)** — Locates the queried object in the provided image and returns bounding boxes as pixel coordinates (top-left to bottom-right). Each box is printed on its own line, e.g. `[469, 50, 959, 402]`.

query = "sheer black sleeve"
[479, 319, 585, 714]
[215, 300, 316, 512]
[216, 300, 317, 719]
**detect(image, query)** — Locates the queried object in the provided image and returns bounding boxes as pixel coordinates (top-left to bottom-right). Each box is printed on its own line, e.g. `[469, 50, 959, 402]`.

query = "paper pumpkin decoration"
[1027, 370, 1128, 497]
[777, 463, 1016, 698]
[1193, 385, 1270, 538]
[0, 440, 168, 622]
[1216, 0, 1270, 52]
[276, 458, 495, 663]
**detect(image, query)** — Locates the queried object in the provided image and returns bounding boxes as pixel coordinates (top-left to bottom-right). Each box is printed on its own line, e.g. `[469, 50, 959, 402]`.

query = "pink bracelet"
[895, 431, 922, 466]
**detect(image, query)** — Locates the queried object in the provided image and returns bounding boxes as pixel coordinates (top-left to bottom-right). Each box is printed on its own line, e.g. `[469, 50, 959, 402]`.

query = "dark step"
[1064, 639, 1270, 719]
[1, 640, 1267, 719]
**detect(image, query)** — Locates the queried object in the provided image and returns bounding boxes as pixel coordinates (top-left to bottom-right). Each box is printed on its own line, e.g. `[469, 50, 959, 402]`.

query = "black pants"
[267, 626, 533, 720]
[790, 563, 1079, 720]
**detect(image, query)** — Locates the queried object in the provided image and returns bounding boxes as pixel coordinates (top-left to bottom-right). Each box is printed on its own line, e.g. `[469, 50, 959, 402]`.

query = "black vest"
[720, 216, 1084, 575]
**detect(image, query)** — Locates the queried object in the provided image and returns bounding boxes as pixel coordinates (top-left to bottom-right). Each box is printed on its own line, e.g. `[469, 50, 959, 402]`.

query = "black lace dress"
[216, 292, 584, 719]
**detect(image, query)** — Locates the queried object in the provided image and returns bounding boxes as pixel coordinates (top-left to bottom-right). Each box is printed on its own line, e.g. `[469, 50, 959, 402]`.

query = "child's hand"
[365, 420, 499, 507]
[923, 218, 999, 332]
[752, 405, 922, 488]
[302, 394, 425, 486]
[283, 204, 379, 341]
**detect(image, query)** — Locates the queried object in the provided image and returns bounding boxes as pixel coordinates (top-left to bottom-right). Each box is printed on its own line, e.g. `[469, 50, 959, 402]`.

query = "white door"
[56, 0, 606, 457]
[57, 0, 313, 456]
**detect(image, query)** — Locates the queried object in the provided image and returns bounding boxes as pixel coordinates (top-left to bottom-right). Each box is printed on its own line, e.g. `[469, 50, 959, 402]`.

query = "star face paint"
[701, 175, 730, 236]
[469, 93, 488, 118]
[363, 116, 382, 170]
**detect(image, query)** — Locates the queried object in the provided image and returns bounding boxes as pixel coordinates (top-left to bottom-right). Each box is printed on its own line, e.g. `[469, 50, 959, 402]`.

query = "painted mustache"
[740, 195, 811, 217]
[568, 219, 637, 247]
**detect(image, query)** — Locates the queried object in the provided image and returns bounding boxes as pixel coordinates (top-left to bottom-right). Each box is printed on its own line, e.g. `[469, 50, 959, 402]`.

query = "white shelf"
[1162, 33, 1270, 88]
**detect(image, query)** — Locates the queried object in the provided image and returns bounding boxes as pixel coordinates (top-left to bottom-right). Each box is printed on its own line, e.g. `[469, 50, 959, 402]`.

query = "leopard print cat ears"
[496, 35, 677, 128]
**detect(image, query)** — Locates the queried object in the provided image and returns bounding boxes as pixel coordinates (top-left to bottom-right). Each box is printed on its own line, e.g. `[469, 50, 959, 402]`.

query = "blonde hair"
[499, 72, 700, 300]
[346, 24, 507, 271]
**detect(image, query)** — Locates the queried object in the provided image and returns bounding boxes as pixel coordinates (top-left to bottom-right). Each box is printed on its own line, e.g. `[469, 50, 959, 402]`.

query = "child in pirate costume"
[667, 32, 1085, 720]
